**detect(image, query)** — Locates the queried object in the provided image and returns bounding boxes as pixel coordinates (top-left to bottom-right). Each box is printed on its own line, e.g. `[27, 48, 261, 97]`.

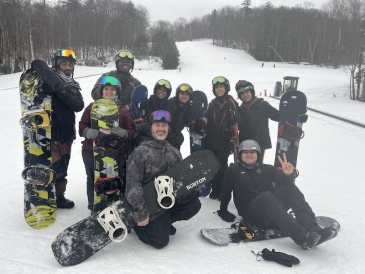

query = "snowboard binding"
[97, 206, 128, 243]
[154, 175, 175, 209]
[95, 133, 124, 150]
[94, 177, 123, 195]
[22, 165, 55, 186]
[20, 109, 52, 130]
[278, 122, 305, 140]
[230, 220, 267, 243]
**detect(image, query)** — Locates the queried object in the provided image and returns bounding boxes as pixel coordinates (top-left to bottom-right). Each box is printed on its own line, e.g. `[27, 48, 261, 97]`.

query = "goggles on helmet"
[212, 76, 229, 85]
[55, 49, 76, 59]
[151, 110, 172, 123]
[177, 84, 193, 94]
[156, 79, 172, 90]
[115, 50, 134, 60]
[99, 76, 121, 88]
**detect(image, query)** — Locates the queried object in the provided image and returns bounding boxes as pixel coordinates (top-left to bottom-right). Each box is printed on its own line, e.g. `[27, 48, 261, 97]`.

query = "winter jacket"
[204, 95, 239, 154]
[238, 97, 279, 150]
[145, 94, 173, 118]
[125, 139, 182, 222]
[31, 60, 84, 144]
[79, 101, 133, 160]
[167, 97, 190, 148]
[220, 163, 295, 217]
[91, 70, 141, 105]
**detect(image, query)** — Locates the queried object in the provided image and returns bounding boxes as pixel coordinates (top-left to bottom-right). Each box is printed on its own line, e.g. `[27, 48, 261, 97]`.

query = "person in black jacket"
[91, 49, 141, 105]
[236, 80, 279, 163]
[167, 83, 193, 150]
[31, 49, 84, 208]
[203, 76, 239, 200]
[218, 139, 337, 250]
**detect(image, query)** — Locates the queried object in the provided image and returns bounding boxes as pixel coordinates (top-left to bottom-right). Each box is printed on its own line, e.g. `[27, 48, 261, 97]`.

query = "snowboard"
[201, 216, 339, 246]
[274, 90, 307, 168]
[187, 91, 210, 197]
[91, 99, 122, 213]
[19, 68, 57, 229]
[52, 149, 220, 266]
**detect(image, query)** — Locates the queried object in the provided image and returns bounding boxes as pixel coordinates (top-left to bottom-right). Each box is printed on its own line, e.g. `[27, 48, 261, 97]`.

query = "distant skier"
[125, 110, 201, 249]
[218, 140, 337, 250]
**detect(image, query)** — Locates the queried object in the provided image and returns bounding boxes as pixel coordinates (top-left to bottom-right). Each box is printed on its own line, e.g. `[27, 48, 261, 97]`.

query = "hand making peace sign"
[277, 153, 294, 176]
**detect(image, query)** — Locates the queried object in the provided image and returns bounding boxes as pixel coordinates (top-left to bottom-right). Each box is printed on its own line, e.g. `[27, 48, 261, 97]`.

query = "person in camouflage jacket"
[125, 110, 201, 249]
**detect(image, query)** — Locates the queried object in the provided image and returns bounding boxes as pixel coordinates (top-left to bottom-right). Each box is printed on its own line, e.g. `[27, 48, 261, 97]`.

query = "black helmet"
[238, 139, 261, 160]
[235, 80, 255, 98]
[114, 49, 134, 70]
[176, 83, 193, 96]
[51, 49, 76, 69]
[212, 76, 230, 95]
[153, 79, 172, 98]
[148, 110, 172, 125]
[99, 75, 122, 96]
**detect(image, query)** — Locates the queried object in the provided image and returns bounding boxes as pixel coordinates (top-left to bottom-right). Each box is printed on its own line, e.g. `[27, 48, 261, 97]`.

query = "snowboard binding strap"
[95, 133, 124, 150]
[22, 165, 55, 186]
[97, 206, 128, 243]
[94, 177, 122, 195]
[278, 122, 305, 140]
[20, 109, 52, 130]
[154, 175, 175, 209]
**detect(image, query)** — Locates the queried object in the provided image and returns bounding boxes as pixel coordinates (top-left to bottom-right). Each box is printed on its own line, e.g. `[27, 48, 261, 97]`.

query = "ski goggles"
[157, 79, 171, 90]
[238, 86, 254, 93]
[151, 110, 172, 123]
[177, 84, 193, 94]
[116, 50, 134, 59]
[212, 76, 229, 85]
[99, 76, 121, 88]
[55, 49, 76, 59]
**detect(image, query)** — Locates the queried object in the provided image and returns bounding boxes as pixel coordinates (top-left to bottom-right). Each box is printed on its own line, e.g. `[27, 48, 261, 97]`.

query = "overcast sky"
[132, 0, 329, 23]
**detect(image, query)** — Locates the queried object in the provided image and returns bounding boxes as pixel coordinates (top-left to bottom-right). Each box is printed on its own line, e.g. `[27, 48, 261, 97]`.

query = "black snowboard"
[201, 216, 340, 246]
[274, 90, 307, 168]
[52, 149, 220, 266]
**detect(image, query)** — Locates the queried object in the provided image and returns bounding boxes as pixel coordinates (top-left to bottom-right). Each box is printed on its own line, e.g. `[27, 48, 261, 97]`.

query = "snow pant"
[51, 142, 72, 196]
[210, 150, 229, 195]
[242, 182, 321, 244]
[133, 197, 201, 249]
[82, 153, 124, 210]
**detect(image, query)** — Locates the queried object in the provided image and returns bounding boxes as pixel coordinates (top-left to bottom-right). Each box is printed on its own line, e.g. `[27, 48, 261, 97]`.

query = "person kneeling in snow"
[218, 139, 336, 250]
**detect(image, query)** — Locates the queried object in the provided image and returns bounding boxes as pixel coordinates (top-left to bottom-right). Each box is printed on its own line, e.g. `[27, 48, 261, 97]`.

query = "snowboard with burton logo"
[52, 149, 220, 266]
[274, 90, 307, 168]
[19, 68, 57, 229]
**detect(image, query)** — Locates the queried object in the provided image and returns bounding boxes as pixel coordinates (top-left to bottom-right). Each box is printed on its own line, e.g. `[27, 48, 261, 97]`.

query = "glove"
[217, 210, 236, 222]
[189, 118, 206, 132]
[55, 81, 81, 94]
[83, 128, 99, 139]
[228, 125, 238, 141]
[261, 248, 300, 267]
[110, 127, 127, 140]
[133, 121, 149, 133]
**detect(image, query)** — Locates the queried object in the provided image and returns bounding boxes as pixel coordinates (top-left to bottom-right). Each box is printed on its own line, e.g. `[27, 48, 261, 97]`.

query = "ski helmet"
[235, 80, 255, 98]
[212, 76, 230, 95]
[154, 79, 172, 98]
[51, 49, 76, 69]
[176, 83, 193, 96]
[148, 110, 172, 125]
[238, 139, 261, 160]
[114, 49, 134, 70]
[99, 75, 122, 96]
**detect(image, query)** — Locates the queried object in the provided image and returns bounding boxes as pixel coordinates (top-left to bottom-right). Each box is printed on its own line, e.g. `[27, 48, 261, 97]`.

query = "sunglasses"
[178, 84, 193, 94]
[157, 79, 172, 89]
[56, 49, 76, 59]
[151, 110, 172, 123]
[99, 76, 121, 87]
[212, 76, 229, 85]
[116, 50, 134, 59]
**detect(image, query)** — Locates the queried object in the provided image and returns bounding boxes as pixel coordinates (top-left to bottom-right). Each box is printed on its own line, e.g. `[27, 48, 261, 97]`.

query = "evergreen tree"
[162, 39, 180, 69]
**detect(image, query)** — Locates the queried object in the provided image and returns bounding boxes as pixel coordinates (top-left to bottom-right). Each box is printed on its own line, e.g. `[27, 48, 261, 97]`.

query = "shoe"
[316, 227, 337, 246]
[299, 230, 321, 250]
[209, 191, 219, 200]
[170, 225, 176, 235]
[56, 195, 75, 209]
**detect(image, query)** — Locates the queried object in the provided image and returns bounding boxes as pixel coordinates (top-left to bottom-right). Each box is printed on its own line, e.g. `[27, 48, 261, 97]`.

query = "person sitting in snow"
[218, 139, 337, 250]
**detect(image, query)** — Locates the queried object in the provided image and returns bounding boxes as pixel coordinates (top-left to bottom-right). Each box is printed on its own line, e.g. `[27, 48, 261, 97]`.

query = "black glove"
[261, 248, 300, 267]
[217, 210, 236, 222]
[55, 81, 81, 94]
[133, 122, 148, 133]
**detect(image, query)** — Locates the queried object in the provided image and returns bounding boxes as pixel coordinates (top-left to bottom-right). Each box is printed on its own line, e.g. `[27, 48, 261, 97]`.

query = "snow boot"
[299, 230, 321, 250]
[209, 191, 219, 200]
[315, 227, 337, 246]
[56, 195, 75, 209]
[170, 225, 176, 235]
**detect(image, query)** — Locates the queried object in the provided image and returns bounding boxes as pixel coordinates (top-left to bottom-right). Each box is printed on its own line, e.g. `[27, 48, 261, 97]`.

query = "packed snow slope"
[0, 40, 364, 274]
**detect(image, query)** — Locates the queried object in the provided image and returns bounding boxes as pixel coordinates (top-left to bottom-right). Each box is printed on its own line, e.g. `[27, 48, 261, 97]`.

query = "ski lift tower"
[283, 76, 299, 94]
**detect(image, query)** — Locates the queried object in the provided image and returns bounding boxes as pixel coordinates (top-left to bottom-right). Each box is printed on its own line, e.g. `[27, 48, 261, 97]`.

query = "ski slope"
[1, 40, 364, 273]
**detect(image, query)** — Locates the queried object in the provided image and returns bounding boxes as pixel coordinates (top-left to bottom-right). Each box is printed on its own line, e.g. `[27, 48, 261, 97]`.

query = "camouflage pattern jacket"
[125, 138, 182, 222]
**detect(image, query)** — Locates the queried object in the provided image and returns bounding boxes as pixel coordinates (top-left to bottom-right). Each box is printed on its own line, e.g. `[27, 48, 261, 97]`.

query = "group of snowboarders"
[26, 48, 336, 251]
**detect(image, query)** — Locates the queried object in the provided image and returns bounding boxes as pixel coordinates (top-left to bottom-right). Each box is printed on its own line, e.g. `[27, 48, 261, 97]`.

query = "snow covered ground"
[1, 40, 364, 273]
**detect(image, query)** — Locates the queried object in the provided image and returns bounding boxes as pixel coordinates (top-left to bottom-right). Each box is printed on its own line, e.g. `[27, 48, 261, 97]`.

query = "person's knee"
[150, 236, 169, 249]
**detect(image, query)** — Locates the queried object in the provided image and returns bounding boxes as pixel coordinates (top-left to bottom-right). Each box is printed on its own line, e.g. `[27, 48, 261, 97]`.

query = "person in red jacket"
[79, 76, 132, 210]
